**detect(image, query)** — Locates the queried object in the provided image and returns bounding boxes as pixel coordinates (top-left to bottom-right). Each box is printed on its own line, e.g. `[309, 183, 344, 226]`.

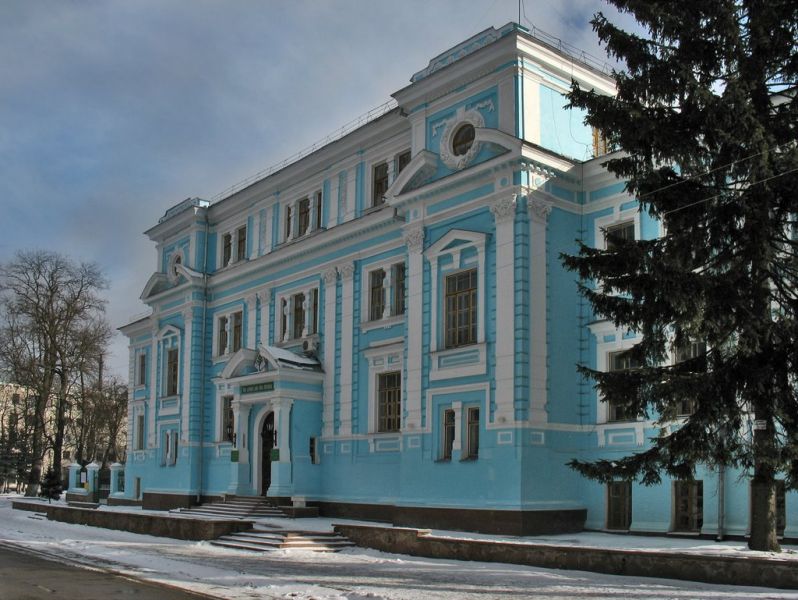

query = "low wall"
[12, 500, 252, 541]
[334, 524, 798, 590]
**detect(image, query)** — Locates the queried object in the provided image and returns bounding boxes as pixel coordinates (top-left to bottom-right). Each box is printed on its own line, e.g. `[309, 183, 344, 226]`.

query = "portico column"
[403, 224, 424, 430]
[528, 195, 553, 424]
[229, 400, 252, 494]
[268, 398, 294, 497]
[322, 268, 337, 437]
[337, 262, 355, 435]
[491, 195, 517, 424]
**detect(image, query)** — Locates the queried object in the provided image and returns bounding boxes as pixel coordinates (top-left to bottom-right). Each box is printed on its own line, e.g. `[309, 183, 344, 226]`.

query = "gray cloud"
[0, 0, 635, 378]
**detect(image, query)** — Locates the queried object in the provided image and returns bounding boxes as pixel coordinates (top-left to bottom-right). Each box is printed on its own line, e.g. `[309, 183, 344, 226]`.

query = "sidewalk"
[3, 494, 798, 599]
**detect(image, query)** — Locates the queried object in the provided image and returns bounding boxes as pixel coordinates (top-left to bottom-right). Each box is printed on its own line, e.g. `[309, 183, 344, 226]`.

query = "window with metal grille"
[441, 409, 455, 460]
[464, 407, 479, 459]
[675, 341, 705, 415]
[392, 263, 406, 316]
[605, 221, 635, 249]
[445, 268, 477, 348]
[222, 396, 234, 442]
[397, 150, 411, 175]
[309, 288, 319, 334]
[292, 292, 305, 339]
[166, 348, 179, 396]
[674, 480, 703, 532]
[372, 162, 389, 207]
[137, 353, 147, 386]
[236, 226, 247, 261]
[232, 311, 243, 352]
[284, 204, 293, 240]
[607, 481, 632, 530]
[136, 414, 145, 450]
[217, 315, 228, 356]
[222, 233, 232, 266]
[298, 197, 310, 236]
[369, 269, 385, 321]
[377, 371, 401, 433]
[606, 350, 642, 422]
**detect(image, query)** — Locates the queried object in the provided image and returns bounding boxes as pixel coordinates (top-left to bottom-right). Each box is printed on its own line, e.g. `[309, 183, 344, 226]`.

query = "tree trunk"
[24, 392, 49, 497]
[750, 478, 780, 552]
[51, 371, 69, 476]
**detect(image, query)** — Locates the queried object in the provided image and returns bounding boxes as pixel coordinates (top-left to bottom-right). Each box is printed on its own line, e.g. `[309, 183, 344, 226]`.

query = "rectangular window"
[369, 269, 386, 321]
[674, 480, 703, 532]
[372, 162, 389, 207]
[298, 197, 310, 236]
[222, 233, 233, 267]
[464, 407, 479, 459]
[166, 348, 179, 396]
[222, 396, 234, 442]
[445, 268, 478, 348]
[310, 288, 319, 335]
[285, 205, 293, 240]
[217, 315, 229, 356]
[675, 341, 705, 414]
[606, 350, 641, 422]
[136, 414, 145, 450]
[236, 226, 247, 261]
[137, 353, 147, 386]
[309, 436, 320, 465]
[607, 481, 632, 530]
[164, 430, 178, 466]
[397, 150, 411, 175]
[392, 263, 406, 316]
[280, 298, 288, 340]
[377, 371, 401, 433]
[314, 190, 323, 230]
[441, 409, 455, 460]
[605, 221, 635, 249]
[232, 311, 243, 352]
[292, 292, 305, 339]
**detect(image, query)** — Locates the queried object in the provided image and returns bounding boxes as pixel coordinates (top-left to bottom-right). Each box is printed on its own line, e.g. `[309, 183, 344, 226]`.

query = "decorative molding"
[402, 226, 425, 253]
[337, 262, 355, 281]
[528, 197, 553, 222]
[257, 287, 271, 303]
[489, 196, 516, 224]
[245, 293, 257, 307]
[439, 107, 485, 170]
[322, 267, 338, 285]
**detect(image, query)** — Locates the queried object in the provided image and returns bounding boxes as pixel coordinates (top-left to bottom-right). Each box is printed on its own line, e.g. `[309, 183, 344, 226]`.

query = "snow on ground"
[2, 494, 798, 600]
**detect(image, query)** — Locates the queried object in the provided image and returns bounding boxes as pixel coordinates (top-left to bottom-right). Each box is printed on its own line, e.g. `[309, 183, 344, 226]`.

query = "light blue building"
[120, 23, 795, 538]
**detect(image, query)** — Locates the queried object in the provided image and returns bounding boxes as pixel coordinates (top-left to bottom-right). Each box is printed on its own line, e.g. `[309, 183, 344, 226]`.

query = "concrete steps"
[211, 528, 355, 552]
[170, 496, 285, 520]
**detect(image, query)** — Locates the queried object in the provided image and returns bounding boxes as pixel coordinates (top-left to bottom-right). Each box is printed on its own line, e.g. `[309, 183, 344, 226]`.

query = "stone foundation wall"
[334, 524, 798, 589]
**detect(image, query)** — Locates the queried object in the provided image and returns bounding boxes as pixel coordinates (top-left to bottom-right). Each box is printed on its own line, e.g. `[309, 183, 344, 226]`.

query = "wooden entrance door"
[261, 412, 275, 495]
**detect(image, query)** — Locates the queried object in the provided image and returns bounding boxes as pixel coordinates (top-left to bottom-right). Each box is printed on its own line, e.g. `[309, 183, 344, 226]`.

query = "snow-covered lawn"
[2, 494, 797, 599]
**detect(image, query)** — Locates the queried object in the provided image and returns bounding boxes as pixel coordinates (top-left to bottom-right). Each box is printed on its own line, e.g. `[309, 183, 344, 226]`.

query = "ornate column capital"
[490, 196, 517, 224]
[257, 287, 271, 303]
[402, 225, 425, 253]
[245, 293, 257, 307]
[337, 262, 355, 281]
[527, 196, 553, 223]
[322, 267, 338, 285]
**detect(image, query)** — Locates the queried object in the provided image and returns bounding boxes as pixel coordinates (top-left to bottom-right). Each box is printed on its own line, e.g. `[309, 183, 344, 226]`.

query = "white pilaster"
[310, 194, 319, 232]
[322, 268, 337, 437]
[403, 225, 424, 430]
[329, 178, 339, 228]
[337, 261, 355, 435]
[491, 195, 517, 424]
[148, 327, 158, 448]
[246, 294, 257, 349]
[275, 398, 293, 463]
[382, 267, 392, 320]
[181, 308, 192, 442]
[301, 288, 312, 338]
[528, 195, 552, 424]
[282, 297, 291, 343]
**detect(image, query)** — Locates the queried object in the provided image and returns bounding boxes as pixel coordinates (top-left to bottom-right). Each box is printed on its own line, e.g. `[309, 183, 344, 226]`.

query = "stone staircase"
[170, 496, 286, 520]
[211, 528, 355, 552]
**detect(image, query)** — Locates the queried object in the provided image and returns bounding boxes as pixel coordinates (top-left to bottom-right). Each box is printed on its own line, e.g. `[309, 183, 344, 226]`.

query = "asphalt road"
[0, 544, 208, 600]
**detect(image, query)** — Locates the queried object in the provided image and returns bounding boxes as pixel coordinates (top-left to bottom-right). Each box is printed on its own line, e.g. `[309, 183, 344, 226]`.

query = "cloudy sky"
[0, 0, 635, 378]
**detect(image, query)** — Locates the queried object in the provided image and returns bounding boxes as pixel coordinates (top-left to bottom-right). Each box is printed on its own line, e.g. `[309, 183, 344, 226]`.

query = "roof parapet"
[158, 197, 210, 224]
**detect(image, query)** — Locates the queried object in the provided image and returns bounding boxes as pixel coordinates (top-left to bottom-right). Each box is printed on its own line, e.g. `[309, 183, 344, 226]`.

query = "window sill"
[360, 314, 405, 333]
[435, 458, 452, 463]
[460, 456, 478, 462]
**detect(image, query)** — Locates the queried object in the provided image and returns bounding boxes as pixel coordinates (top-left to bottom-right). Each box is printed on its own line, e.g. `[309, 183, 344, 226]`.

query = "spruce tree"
[563, 0, 798, 551]
[39, 467, 62, 504]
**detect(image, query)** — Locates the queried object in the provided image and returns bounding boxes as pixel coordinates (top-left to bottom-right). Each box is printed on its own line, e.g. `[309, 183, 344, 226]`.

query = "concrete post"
[109, 462, 125, 497]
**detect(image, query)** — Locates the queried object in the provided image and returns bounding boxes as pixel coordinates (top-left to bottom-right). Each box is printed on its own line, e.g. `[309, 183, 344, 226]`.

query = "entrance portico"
[213, 345, 323, 498]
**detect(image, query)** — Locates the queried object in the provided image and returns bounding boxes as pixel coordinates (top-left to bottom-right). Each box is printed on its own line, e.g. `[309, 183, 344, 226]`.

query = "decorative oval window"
[452, 123, 475, 156]
[167, 251, 183, 284]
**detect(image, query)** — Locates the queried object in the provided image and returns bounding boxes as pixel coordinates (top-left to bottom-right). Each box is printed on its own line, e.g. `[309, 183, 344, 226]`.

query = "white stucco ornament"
[167, 249, 185, 285]
[439, 107, 485, 170]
